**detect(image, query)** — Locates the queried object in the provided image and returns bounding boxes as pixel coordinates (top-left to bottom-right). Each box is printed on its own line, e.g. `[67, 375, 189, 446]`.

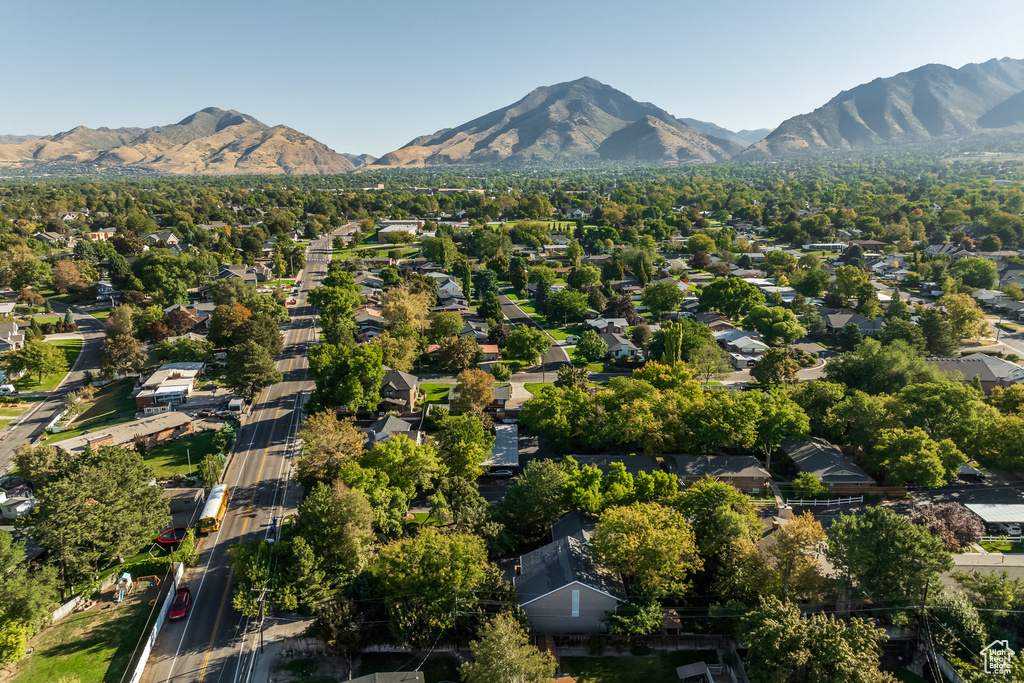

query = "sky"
[4, 0, 1024, 157]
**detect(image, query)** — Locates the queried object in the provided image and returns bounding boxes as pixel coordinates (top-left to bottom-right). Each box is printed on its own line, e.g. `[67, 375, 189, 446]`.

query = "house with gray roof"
[926, 353, 1024, 394]
[667, 455, 771, 495]
[515, 535, 624, 633]
[823, 311, 884, 336]
[380, 367, 419, 412]
[780, 438, 876, 488]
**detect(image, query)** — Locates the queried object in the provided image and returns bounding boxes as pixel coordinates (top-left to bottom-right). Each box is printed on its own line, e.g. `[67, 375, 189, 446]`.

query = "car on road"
[168, 586, 192, 621]
[485, 469, 514, 478]
[0, 385, 16, 396]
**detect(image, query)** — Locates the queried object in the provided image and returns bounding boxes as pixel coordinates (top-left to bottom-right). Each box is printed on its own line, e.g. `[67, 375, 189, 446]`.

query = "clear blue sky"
[4, 0, 1024, 156]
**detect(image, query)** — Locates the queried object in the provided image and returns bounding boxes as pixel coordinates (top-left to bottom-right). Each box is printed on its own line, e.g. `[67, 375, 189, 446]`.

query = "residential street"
[0, 301, 106, 474]
[140, 228, 344, 683]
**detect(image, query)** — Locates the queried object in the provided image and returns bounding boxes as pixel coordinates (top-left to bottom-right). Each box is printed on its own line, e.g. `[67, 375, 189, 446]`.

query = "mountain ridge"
[367, 77, 742, 169]
[0, 107, 359, 175]
[745, 57, 1024, 156]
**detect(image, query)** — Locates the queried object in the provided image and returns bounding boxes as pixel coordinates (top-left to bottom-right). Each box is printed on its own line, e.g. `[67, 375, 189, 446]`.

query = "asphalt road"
[141, 229, 342, 683]
[0, 301, 106, 474]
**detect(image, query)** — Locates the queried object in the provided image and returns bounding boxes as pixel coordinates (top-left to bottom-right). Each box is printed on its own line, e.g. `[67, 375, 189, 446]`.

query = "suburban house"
[57, 412, 195, 455]
[514, 534, 625, 633]
[479, 344, 500, 362]
[144, 229, 179, 246]
[0, 482, 36, 519]
[379, 367, 419, 413]
[364, 415, 421, 445]
[460, 320, 489, 341]
[135, 362, 204, 410]
[823, 311, 884, 336]
[599, 332, 640, 360]
[34, 231, 75, 248]
[550, 509, 596, 543]
[667, 455, 771, 495]
[163, 303, 215, 330]
[0, 322, 26, 354]
[212, 263, 260, 285]
[490, 383, 512, 410]
[86, 230, 117, 242]
[780, 438, 876, 490]
[924, 243, 972, 261]
[926, 353, 1024, 393]
[95, 280, 119, 302]
[585, 318, 628, 335]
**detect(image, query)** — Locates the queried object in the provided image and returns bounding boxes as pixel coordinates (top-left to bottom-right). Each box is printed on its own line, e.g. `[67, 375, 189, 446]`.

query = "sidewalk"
[249, 616, 317, 683]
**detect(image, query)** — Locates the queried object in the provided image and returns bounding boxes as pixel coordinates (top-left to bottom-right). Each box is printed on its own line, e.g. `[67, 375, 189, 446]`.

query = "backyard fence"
[785, 495, 864, 507]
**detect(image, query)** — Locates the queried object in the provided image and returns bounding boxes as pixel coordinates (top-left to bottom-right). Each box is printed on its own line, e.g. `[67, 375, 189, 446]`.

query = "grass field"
[30, 316, 61, 325]
[524, 382, 554, 395]
[89, 309, 112, 321]
[561, 650, 719, 683]
[10, 590, 162, 683]
[980, 539, 1024, 553]
[356, 653, 460, 683]
[0, 404, 32, 418]
[420, 383, 452, 404]
[13, 338, 82, 392]
[41, 379, 136, 443]
[77, 378, 136, 423]
[145, 429, 220, 478]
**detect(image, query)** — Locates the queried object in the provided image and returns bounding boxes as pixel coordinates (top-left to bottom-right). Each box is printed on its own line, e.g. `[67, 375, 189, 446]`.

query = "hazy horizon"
[4, 0, 1024, 157]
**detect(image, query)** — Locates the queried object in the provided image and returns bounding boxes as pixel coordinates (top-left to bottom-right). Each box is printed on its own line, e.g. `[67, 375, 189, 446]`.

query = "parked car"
[486, 469, 513, 478]
[999, 523, 1022, 536]
[0, 385, 16, 396]
[168, 586, 192, 621]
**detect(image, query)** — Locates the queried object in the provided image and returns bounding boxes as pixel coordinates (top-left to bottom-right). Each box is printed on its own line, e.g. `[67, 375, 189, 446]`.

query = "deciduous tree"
[225, 340, 283, 400]
[296, 412, 366, 488]
[461, 612, 556, 683]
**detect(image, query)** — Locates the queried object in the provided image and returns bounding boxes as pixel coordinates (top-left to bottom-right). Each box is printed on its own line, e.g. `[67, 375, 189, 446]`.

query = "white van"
[0, 385, 16, 396]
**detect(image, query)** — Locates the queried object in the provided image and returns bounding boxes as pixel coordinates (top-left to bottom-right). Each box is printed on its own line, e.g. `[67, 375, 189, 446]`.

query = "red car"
[168, 586, 192, 621]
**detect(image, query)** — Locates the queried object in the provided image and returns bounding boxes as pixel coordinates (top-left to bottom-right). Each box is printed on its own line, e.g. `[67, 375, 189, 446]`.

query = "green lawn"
[524, 382, 554, 395]
[516, 301, 539, 316]
[980, 539, 1024, 554]
[13, 338, 83, 392]
[42, 379, 137, 443]
[88, 309, 112, 321]
[262, 278, 296, 288]
[145, 429, 220, 479]
[31, 316, 61, 325]
[77, 378, 136, 423]
[421, 383, 452, 404]
[0, 405, 31, 417]
[561, 650, 719, 683]
[357, 653, 459, 683]
[9, 590, 163, 683]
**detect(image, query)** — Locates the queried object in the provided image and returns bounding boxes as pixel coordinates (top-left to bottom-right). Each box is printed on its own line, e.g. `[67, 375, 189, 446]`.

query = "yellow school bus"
[198, 484, 229, 533]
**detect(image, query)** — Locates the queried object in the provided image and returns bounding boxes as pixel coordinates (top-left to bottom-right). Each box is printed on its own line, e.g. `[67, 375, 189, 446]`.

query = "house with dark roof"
[599, 332, 640, 359]
[380, 368, 419, 412]
[514, 535, 624, 633]
[823, 311, 884, 337]
[926, 353, 1024, 393]
[364, 415, 419, 445]
[667, 455, 771, 495]
[780, 438, 876, 488]
[551, 509, 596, 544]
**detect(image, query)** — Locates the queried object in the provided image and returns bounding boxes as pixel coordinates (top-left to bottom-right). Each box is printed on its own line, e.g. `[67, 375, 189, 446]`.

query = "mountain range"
[4, 58, 1024, 175]
[745, 57, 1024, 156]
[367, 77, 747, 169]
[0, 108, 368, 175]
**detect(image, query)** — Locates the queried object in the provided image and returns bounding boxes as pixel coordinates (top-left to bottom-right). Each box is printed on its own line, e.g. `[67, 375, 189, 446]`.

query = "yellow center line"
[195, 336, 302, 682]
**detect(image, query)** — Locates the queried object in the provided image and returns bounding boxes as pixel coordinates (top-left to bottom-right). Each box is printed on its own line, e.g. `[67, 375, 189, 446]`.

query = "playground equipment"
[135, 575, 161, 593]
[115, 572, 133, 603]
